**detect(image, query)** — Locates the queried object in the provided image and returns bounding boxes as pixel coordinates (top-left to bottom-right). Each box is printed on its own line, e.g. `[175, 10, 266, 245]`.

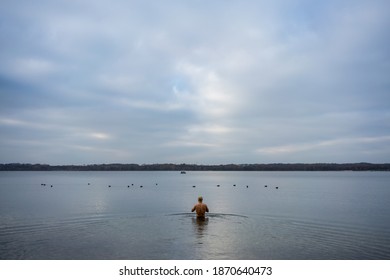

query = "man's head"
[198, 196, 203, 202]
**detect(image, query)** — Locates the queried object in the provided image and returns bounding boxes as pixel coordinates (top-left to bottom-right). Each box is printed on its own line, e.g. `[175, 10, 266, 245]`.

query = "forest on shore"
[1, 162, 389, 171]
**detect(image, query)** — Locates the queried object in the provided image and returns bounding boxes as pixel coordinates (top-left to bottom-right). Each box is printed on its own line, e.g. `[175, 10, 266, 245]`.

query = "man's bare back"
[192, 196, 209, 219]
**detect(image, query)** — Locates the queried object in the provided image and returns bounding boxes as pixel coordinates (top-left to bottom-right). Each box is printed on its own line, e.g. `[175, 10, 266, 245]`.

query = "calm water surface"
[0, 171, 389, 259]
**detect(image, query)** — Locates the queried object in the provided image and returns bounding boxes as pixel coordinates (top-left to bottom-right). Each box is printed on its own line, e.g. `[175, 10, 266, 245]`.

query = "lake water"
[0, 171, 389, 260]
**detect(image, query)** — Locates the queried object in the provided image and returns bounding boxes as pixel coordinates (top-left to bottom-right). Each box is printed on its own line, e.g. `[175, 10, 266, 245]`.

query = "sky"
[0, 0, 389, 165]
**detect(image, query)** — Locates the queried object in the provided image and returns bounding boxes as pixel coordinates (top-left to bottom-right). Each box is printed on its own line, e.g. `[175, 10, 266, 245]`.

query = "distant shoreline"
[1, 163, 389, 171]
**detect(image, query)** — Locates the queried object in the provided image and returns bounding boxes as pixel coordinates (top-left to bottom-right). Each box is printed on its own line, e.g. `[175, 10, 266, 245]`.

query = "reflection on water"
[1, 171, 390, 259]
[192, 217, 208, 245]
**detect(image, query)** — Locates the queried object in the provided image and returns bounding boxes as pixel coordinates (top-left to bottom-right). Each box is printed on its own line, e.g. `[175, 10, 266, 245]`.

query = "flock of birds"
[41, 182, 280, 189]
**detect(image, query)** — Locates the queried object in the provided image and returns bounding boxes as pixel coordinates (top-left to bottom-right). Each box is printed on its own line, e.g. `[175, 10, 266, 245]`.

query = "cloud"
[256, 136, 390, 155]
[255, 135, 390, 163]
[0, 0, 389, 164]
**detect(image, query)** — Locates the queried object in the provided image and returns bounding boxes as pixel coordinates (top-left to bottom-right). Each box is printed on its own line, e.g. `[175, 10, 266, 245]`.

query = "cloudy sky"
[1, 0, 389, 165]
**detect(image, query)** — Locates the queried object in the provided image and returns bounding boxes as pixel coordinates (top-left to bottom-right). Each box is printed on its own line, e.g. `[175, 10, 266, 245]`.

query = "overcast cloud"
[1, 0, 389, 164]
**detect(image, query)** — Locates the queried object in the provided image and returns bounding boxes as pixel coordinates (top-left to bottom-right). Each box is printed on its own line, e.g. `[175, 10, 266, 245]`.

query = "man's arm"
[191, 205, 196, 212]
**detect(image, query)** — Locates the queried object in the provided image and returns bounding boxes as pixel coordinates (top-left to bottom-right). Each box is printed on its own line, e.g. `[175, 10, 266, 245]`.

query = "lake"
[0, 171, 389, 260]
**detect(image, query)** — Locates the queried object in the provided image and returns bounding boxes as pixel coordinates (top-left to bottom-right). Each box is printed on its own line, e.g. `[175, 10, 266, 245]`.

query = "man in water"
[191, 196, 209, 220]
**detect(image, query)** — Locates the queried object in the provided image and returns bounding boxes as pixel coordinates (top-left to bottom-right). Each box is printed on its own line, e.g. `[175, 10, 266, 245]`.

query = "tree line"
[1, 163, 389, 171]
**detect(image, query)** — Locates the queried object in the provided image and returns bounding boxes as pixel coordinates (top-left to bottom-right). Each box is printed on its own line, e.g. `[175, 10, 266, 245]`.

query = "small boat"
[180, 171, 186, 174]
